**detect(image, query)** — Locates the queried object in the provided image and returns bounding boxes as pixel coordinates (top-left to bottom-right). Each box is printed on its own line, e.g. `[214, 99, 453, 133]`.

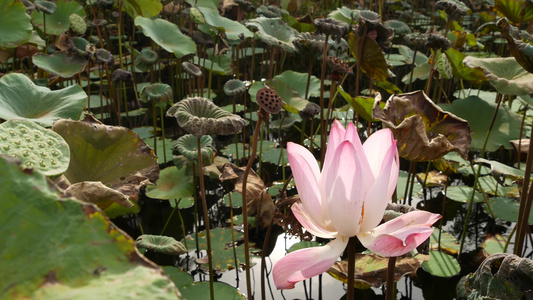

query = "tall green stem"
[197, 137, 214, 300]
[241, 112, 265, 299]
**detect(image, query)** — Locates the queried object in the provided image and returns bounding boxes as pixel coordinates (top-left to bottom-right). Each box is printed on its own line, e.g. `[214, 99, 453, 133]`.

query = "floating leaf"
[430, 229, 460, 255]
[422, 250, 461, 277]
[445, 186, 485, 203]
[0, 73, 87, 127]
[0, 119, 70, 176]
[483, 196, 533, 224]
[482, 235, 508, 257]
[135, 16, 196, 58]
[0, 157, 180, 299]
[145, 166, 194, 200]
[328, 254, 429, 288]
[0, 0, 32, 48]
[444, 48, 487, 83]
[33, 52, 88, 77]
[198, 6, 252, 41]
[183, 228, 256, 271]
[338, 86, 382, 122]
[136, 235, 187, 255]
[180, 281, 245, 300]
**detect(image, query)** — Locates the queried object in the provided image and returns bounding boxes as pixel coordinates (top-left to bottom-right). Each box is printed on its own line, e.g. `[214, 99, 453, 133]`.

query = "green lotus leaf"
[439, 96, 522, 151]
[338, 86, 383, 122]
[0, 0, 32, 48]
[183, 227, 256, 271]
[444, 48, 487, 83]
[327, 6, 358, 24]
[398, 44, 429, 66]
[483, 196, 533, 223]
[0, 73, 87, 127]
[33, 52, 88, 77]
[224, 79, 247, 97]
[52, 115, 159, 202]
[401, 62, 431, 84]
[463, 56, 533, 96]
[384, 20, 412, 36]
[184, 0, 218, 10]
[0, 157, 180, 299]
[135, 16, 196, 58]
[173, 134, 215, 162]
[0, 119, 70, 176]
[445, 186, 485, 203]
[349, 32, 389, 82]
[464, 253, 533, 299]
[135, 48, 158, 72]
[494, 0, 533, 24]
[123, 0, 162, 19]
[197, 6, 253, 41]
[192, 51, 233, 75]
[430, 229, 460, 255]
[246, 17, 298, 53]
[145, 166, 194, 200]
[136, 235, 187, 255]
[144, 136, 173, 164]
[422, 251, 460, 277]
[166, 97, 246, 137]
[32, 0, 85, 35]
[180, 282, 245, 300]
[475, 158, 526, 181]
[34, 0, 57, 14]
[140, 83, 173, 108]
[162, 266, 194, 289]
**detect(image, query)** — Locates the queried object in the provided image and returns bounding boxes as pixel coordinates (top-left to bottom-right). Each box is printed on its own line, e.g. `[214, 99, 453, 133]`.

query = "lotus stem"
[407, 48, 418, 91]
[319, 34, 330, 167]
[226, 188, 240, 286]
[241, 111, 265, 299]
[160, 106, 167, 163]
[385, 256, 397, 300]
[459, 95, 502, 258]
[197, 137, 215, 300]
[514, 115, 533, 256]
[260, 211, 275, 300]
[347, 236, 356, 300]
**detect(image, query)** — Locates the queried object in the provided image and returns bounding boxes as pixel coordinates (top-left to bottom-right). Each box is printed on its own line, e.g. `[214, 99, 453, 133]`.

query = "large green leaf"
[0, 157, 180, 299]
[123, 0, 162, 19]
[444, 48, 487, 83]
[494, 0, 533, 23]
[145, 166, 194, 200]
[338, 86, 383, 122]
[463, 56, 533, 97]
[0, 73, 87, 127]
[439, 96, 522, 151]
[349, 32, 389, 82]
[180, 282, 245, 300]
[135, 16, 196, 59]
[197, 7, 253, 41]
[52, 115, 159, 195]
[422, 251, 461, 277]
[32, 0, 85, 35]
[484, 196, 533, 224]
[0, 0, 32, 48]
[246, 17, 298, 52]
[33, 52, 88, 78]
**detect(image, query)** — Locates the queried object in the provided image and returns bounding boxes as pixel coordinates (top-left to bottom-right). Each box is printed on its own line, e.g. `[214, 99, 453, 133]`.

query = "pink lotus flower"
[273, 120, 441, 289]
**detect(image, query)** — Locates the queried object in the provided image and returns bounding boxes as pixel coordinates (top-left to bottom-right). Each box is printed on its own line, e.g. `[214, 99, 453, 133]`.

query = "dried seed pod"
[182, 61, 202, 77]
[256, 87, 282, 114]
[425, 33, 451, 51]
[314, 18, 348, 43]
[95, 48, 113, 65]
[235, 0, 255, 13]
[112, 69, 132, 82]
[327, 56, 352, 74]
[298, 102, 320, 120]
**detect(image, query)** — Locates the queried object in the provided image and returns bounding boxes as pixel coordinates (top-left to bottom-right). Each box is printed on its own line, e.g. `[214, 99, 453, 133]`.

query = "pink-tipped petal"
[362, 128, 397, 179]
[287, 142, 325, 226]
[273, 237, 348, 289]
[357, 211, 441, 257]
[359, 143, 399, 233]
[323, 119, 346, 168]
[321, 141, 364, 237]
[292, 202, 337, 239]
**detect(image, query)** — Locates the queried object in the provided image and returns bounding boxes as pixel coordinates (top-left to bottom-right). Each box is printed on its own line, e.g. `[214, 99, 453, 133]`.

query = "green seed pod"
[69, 14, 87, 35]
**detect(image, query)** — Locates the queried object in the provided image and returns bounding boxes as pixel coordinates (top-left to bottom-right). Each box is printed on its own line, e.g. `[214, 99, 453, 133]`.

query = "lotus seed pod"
[189, 7, 205, 24]
[0, 119, 70, 176]
[256, 87, 282, 114]
[69, 14, 87, 35]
